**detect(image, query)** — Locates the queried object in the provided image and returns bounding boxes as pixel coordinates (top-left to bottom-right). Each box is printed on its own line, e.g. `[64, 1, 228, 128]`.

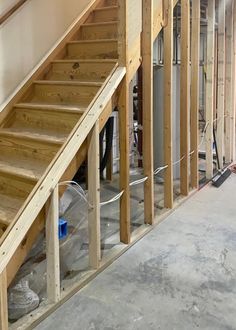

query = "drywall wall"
[0, 0, 18, 15]
[0, 0, 92, 107]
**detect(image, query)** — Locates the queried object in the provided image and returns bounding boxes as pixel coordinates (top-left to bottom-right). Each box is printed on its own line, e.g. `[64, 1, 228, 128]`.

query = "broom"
[211, 128, 231, 187]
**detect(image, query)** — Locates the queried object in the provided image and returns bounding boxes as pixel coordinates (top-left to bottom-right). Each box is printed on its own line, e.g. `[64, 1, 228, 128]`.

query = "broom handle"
[213, 127, 221, 170]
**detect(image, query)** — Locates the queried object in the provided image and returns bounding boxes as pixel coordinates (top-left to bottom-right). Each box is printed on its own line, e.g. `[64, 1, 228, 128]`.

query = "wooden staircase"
[0, 0, 118, 285]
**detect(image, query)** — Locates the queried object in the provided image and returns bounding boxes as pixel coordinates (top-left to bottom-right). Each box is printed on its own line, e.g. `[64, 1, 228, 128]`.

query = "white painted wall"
[0, 0, 92, 106]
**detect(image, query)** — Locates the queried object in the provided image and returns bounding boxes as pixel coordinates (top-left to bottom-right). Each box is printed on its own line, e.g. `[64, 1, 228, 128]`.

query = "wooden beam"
[180, 0, 190, 195]
[46, 185, 60, 303]
[142, 0, 154, 224]
[88, 120, 101, 269]
[118, 78, 130, 244]
[205, 0, 215, 179]
[225, 0, 233, 163]
[190, 0, 200, 188]
[118, 0, 127, 67]
[232, 0, 236, 161]
[216, 0, 225, 169]
[163, 0, 174, 208]
[0, 269, 8, 330]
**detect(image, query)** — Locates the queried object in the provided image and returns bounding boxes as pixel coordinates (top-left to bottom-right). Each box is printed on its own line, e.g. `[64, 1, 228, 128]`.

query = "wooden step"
[0, 130, 61, 166]
[46, 60, 117, 82]
[67, 39, 118, 60]
[90, 6, 118, 23]
[79, 21, 118, 40]
[0, 193, 25, 228]
[4, 104, 82, 136]
[100, 0, 118, 7]
[25, 81, 102, 107]
[15, 103, 86, 114]
[0, 172, 35, 203]
[0, 159, 43, 182]
[0, 128, 65, 145]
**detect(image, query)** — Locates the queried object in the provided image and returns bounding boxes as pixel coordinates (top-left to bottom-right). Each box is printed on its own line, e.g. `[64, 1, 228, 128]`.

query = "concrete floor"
[36, 173, 236, 330]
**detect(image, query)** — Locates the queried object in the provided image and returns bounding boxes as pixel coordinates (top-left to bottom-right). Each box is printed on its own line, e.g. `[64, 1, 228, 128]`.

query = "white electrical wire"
[59, 181, 93, 209]
[129, 176, 148, 187]
[100, 190, 124, 207]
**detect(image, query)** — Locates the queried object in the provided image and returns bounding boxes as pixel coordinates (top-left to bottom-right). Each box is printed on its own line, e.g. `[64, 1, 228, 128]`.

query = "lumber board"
[142, 0, 154, 224]
[46, 186, 60, 303]
[163, 0, 174, 209]
[0, 269, 8, 330]
[216, 0, 226, 169]
[190, 0, 200, 188]
[205, 0, 215, 179]
[225, 0, 234, 163]
[88, 121, 101, 269]
[118, 77, 130, 244]
[180, 0, 190, 196]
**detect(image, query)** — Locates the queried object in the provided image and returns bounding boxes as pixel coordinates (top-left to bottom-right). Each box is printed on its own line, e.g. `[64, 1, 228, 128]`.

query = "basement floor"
[36, 173, 236, 330]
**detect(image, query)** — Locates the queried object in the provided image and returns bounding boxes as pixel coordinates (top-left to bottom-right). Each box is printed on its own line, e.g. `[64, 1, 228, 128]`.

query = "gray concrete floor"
[36, 173, 236, 330]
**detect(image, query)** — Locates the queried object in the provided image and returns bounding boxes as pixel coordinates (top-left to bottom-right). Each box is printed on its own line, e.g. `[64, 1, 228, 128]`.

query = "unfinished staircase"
[0, 0, 118, 286]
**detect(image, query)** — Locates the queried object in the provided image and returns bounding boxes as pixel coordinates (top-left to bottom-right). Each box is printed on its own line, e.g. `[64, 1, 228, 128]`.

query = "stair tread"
[0, 193, 25, 226]
[34, 80, 103, 87]
[52, 59, 117, 64]
[15, 103, 86, 114]
[94, 5, 118, 11]
[0, 158, 44, 182]
[68, 38, 118, 44]
[82, 21, 118, 26]
[0, 128, 65, 144]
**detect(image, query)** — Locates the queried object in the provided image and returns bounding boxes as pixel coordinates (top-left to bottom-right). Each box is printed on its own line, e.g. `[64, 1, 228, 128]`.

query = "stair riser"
[67, 41, 118, 60]
[92, 7, 118, 23]
[29, 84, 100, 107]
[0, 174, 35, 199]
[100, 0, 118, 7]
[47, 62, 115, 82]
[9, 109, 80, 134]
[80, 23, 117, 40]
[0, 136, 59, 163]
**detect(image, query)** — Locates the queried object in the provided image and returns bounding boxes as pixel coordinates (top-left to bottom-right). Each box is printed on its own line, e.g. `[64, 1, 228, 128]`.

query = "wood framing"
[163, 0, 174, 208]
[205, 0, 215, 179]
[118, 77, 130, 244]
[0, 269, 8, 330]
[217, 0, 226, 169]
[225, 0, 234, 163]
[142, 0, 154, 224]
[190, 0, 200, 188]
[180, 0, 190, 195]
[46, 185, 60, 303]
[88, 120, 101, 269]
[1, 1, 236, 329]
[232, 0, 236, 161]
